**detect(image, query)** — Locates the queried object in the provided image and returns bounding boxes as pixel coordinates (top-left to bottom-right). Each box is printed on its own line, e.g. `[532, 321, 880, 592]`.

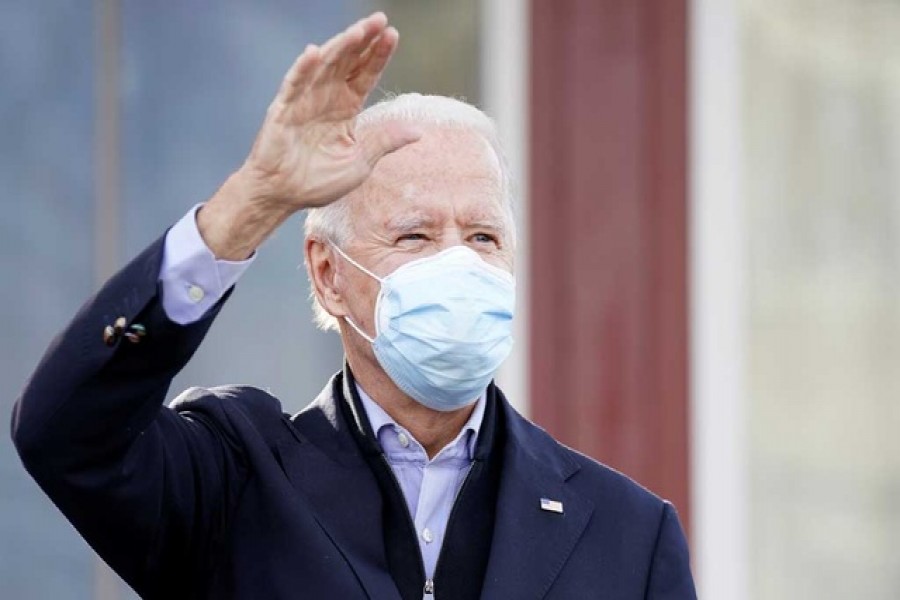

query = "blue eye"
[472, 233, 498, 244]
[397, 233, 427, 242]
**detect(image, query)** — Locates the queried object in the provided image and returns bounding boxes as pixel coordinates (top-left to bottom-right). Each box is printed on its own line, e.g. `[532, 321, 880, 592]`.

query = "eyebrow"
[465, 220, 505, 231]
[384, 214, 437, 233]
[382, 214, 507, 234]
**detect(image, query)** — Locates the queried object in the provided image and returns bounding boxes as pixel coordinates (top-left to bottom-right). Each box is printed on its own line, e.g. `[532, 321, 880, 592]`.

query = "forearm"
[11, 235, 225, 462]
[11, 235, 239, 595]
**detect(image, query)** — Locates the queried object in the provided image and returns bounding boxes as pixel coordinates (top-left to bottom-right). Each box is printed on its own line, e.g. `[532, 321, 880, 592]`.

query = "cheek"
[340, 270, 381, 325]
[484, 251, 514, 273]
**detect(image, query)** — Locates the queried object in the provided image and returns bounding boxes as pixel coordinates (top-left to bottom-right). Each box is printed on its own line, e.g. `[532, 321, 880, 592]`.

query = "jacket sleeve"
[645, 502, 698, 600]
[10, 234, 248, 598]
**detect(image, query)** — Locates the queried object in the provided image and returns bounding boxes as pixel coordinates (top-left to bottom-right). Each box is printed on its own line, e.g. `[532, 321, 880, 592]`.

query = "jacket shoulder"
[562, 443, 669, 511]
[536, 429, 695, 596]
[510, 407, 671, 516]
[168, 384, 289, 441]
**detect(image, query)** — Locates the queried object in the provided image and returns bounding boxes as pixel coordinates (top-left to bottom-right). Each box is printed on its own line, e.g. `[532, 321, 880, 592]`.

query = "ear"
[305, 238, 348, 320]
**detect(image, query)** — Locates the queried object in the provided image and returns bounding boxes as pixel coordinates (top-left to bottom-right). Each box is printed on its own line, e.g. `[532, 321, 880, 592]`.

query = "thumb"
[359, 121, 424, 169]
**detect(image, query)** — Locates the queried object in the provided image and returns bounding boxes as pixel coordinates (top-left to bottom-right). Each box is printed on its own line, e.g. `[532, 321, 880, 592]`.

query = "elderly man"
[12, 13, 695, 600]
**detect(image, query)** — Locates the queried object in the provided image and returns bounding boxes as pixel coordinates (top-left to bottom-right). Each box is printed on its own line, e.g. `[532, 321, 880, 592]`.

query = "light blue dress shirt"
[159, 206, 487, 584]
[159, 204, 254, 324]
[355, 385, 484, 580]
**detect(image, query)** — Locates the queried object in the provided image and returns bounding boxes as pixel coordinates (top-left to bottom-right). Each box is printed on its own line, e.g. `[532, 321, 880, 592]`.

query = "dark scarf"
[336, 365, 505, 600]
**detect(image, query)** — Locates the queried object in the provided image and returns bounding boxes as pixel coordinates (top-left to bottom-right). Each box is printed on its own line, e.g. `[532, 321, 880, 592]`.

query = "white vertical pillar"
[690, 0, 749, 598]
[481, 0, 530, 415]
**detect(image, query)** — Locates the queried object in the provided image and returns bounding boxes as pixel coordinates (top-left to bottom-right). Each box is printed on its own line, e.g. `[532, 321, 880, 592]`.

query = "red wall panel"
[529, 0, 690, 531]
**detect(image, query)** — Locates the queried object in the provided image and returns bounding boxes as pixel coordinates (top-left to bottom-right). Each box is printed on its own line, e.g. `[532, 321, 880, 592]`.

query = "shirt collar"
[355, 383, 486, 459]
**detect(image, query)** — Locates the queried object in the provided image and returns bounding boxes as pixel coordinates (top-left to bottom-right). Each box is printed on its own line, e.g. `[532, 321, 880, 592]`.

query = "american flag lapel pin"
[540, 497, 564, 514]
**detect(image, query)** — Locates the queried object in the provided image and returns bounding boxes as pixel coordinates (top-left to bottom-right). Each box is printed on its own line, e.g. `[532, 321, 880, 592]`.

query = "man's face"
[334, 124, 514, 347]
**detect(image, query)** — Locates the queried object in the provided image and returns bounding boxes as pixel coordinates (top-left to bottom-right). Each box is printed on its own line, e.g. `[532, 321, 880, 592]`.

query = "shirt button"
[397, 432, 410, 448]
[187, 285, 205, 303]
[422, 528, 433, 544]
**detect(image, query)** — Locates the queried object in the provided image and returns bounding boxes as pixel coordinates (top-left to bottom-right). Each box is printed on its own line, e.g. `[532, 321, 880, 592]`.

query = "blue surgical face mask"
[331, 243, 515, 412]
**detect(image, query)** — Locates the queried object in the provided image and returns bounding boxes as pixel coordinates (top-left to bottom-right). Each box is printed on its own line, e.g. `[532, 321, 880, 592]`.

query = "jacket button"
[103, 316, 129, 346]
[113, 316, 127, 334]
[103, 325, 118, 346]
[124, 323, 146, 344]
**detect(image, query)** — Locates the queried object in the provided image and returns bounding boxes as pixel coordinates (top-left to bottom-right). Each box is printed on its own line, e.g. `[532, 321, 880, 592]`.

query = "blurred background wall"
[694, 0, 900, 598]
[0, 1, 484, 597]
[741, 0, 900, 597]
[2, 1, 899, 599]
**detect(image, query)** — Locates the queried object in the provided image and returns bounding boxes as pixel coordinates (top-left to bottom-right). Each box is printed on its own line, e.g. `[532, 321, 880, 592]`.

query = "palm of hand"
[244, 14, 420, 210]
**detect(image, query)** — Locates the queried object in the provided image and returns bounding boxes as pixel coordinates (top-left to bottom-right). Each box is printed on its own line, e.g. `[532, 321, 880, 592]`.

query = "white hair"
[304, 93, 516, 331]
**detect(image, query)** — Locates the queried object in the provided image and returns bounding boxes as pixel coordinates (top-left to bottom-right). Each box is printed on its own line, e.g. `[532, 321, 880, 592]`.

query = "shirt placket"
[413, 459, 456, 579]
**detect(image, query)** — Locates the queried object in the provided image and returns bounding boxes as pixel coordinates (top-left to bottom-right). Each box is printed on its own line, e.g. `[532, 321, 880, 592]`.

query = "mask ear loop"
[343, 314, 375, 343]
[329, 241, 383, 283]
[329, 240, 380, 344]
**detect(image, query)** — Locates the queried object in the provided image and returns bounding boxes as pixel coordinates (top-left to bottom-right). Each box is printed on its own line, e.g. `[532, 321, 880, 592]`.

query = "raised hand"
[245, 12, 422, 209]
[198, 13, 420, 260]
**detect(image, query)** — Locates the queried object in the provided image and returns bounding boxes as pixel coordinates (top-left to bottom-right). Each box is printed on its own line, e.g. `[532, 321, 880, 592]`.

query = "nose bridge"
[440, 224, 465, 250]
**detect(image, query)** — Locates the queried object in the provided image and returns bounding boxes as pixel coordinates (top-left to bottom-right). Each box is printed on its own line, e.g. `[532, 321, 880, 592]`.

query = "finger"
[321, 13, 388, 71]
[336, 13, 391, 75]
[278, 44, 321, 103]
[348, 27, 398, 97]
[359, 120, 424, 169]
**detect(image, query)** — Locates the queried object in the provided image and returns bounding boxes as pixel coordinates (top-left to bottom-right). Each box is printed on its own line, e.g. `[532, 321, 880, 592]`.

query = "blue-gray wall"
[1, 1, 481, 596]
[0, 2, 351, 596]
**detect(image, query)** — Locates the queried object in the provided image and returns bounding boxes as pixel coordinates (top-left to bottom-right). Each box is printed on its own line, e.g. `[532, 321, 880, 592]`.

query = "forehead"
[348, 126, 506, 230]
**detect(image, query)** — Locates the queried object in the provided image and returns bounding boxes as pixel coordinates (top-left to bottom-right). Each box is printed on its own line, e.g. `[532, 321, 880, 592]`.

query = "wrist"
[197, 171, 293, 260]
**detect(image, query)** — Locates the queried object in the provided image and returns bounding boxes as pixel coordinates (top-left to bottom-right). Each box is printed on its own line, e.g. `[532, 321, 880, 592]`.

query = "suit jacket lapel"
[481, 400, 594, 600]
[271, 376, 591, 600]
[273, 379, 402, 600]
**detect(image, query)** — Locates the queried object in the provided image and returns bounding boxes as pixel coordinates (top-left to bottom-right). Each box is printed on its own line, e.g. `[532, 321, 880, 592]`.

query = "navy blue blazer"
[11, 235, 696, 599]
